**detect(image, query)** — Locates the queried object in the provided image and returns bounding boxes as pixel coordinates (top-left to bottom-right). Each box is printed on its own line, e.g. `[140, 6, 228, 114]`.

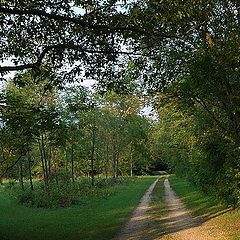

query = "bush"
[17, 170, 76, 208]
[5, 179, 17, 189]
[16, 174, 136, 208]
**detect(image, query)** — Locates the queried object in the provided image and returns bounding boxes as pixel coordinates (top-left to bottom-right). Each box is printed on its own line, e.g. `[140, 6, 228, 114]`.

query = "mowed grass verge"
[169, 175, 240, 240]
[0, 176, 156, 240]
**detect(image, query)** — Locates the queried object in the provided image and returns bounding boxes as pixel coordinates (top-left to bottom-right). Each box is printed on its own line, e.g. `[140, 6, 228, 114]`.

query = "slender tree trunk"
[48, 146, 52, 176]
[96, 156, 100, 179]
[18, 157, 24, 190]
[65, 148, 68, 172]
[38, 139, 48, 187]
[130, 145, 133, 177]
[41, 135, 49, 184]
[105, 142, 109, 178]
[71, 144, 75, 183]
[27, 152, 34, 191]
[113, 150, 116, 178]
[116, 150, 119, 178]
[112, 137, 116, 178]
[91, 125, 96, 186]
[130, 162, 133, 177]
[112, 139, 119, 179]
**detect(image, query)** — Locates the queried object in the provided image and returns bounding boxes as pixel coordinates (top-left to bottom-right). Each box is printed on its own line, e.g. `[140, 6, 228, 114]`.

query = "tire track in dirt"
[114, 178, 228, 240]
[159, 178, 227, 240]
[114, 179, 159, 240]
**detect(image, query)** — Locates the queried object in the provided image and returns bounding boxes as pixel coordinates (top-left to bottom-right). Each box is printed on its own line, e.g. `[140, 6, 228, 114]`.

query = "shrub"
[5, 179, 17, 189]
[16, 175, 136, 208]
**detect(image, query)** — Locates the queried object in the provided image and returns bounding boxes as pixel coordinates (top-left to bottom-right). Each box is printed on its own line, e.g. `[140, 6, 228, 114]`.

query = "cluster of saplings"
[0, 71, 159, 208]
[4, 171, 134, 208]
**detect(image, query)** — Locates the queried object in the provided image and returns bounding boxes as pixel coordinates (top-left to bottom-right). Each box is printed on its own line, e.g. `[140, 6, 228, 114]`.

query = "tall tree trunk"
[41, 135, 49, 184]
[48, 146, 52, 176]
[65, 148, 68, 172]
[116, 150, 119, 178]
[105, 141, 109, 178]
[130, 145, 133, 177]
[96, 156, 100, 179]
[130, 162, 133, 177]
[112, 139, 119, 179]
[27, 152, 34, 191]
[71, 144, 75, 183]
[112, 137, 116, 178]
[18, 157, 24, 190]
[113, 150, 116, 178]
[38, 139, 48, 187]
[91, 125, 96, 186]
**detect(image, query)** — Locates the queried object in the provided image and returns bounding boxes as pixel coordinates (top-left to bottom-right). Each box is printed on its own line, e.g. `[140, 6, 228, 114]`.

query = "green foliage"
[95, 176, 136, 188]
[11, 174, 137, 208]
[2, 0, 239, 92]
[4, 179, 17, 189]
[16, 171, 74, 208]
[153, 93, 240, 206]
[0, 73, 154, 200]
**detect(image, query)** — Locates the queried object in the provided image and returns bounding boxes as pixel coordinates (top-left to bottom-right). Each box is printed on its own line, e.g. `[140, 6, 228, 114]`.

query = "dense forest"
[0, 0, 239, 208]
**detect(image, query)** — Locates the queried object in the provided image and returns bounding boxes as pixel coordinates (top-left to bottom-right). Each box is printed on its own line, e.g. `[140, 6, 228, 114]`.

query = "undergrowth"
[3, 172, 136, 208]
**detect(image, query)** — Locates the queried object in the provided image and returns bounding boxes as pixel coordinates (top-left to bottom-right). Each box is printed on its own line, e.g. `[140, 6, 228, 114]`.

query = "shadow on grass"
[142, 176, 232, 240]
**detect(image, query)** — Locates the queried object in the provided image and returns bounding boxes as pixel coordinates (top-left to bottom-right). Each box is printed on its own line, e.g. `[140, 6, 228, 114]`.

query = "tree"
[0, 69, 61, 189]
[0, 0, 144, 79]
[2, 1, 239, 90]
[153, 92, 240, 206]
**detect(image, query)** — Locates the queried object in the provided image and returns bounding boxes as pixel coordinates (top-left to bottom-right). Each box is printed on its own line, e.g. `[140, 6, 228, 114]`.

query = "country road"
[114, 177, 231, 240]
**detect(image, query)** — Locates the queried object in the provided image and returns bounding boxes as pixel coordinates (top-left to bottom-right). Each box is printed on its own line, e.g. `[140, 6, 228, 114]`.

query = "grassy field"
[169, 175, 240, 240]
[0, 176, 157, 240]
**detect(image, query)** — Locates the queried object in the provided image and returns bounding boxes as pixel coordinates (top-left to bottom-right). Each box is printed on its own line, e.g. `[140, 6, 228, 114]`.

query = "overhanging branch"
[0, 43, 142, 72]
[0, 6, 149, 35]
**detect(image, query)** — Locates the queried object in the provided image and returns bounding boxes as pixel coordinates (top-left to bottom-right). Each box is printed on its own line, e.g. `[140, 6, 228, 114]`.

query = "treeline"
[153, 43, 240, 206]
[0, 70, 157, 192]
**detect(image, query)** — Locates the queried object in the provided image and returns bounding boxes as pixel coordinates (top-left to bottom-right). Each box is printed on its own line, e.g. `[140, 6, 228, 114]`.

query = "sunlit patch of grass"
[0, 176, 157, 240]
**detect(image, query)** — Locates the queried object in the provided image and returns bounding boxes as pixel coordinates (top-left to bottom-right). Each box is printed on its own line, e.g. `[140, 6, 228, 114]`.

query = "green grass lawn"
[0, 176, 156, 240]
[169, 175, 240, 240]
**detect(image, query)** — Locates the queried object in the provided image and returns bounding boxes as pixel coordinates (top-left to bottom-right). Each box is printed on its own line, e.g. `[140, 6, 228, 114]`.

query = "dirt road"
[114, 177, 229, 240]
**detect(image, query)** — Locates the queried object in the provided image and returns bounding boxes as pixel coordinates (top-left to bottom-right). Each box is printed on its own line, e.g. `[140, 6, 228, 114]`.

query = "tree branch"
[0, 64, 36, 72]
[0, 7, 87, 26]
[0, 43, 142, 72]
[193, 97, 228, 133]
[0, 6, 149, 34]
[0, 155, 22, 179]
